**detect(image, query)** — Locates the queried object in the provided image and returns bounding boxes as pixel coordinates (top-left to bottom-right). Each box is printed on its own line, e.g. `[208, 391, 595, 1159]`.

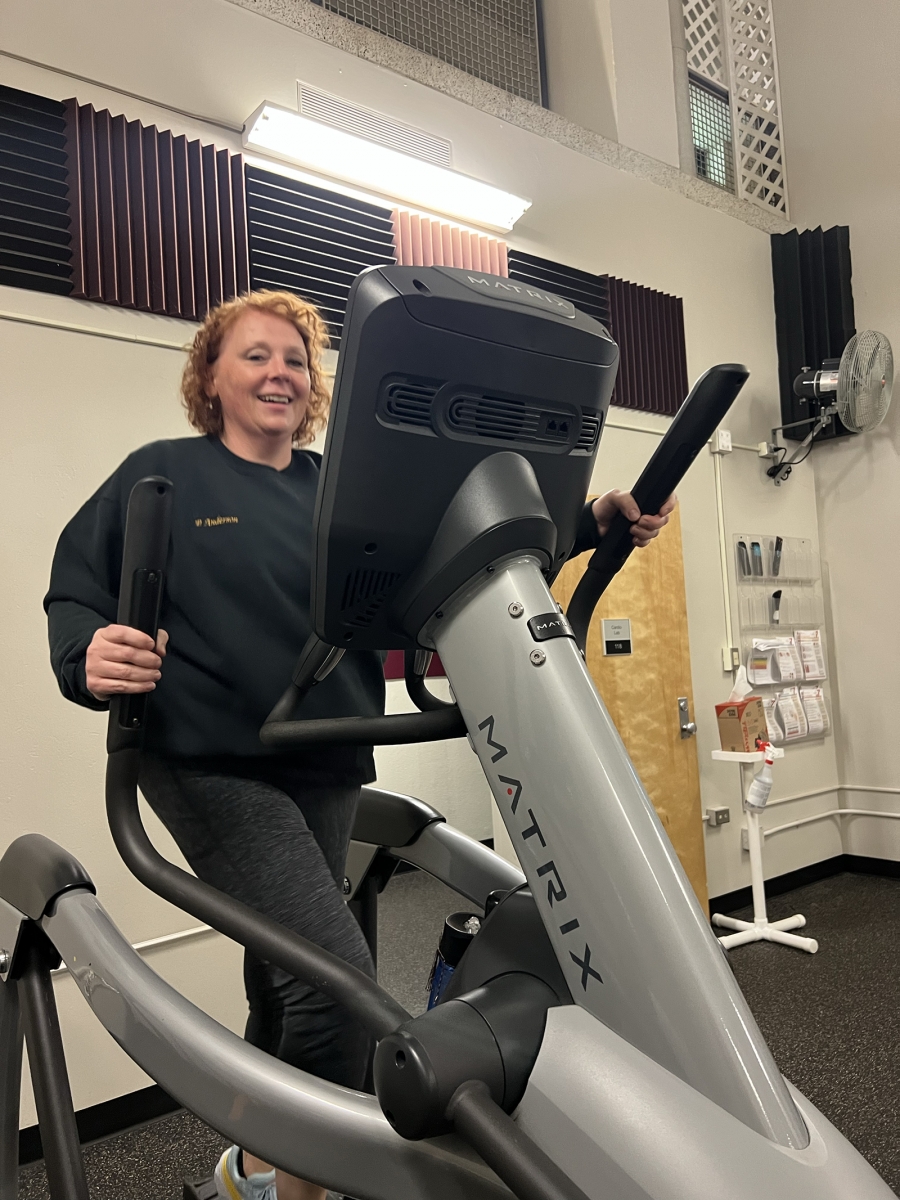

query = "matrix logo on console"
[435, 266, 578, 319]
[466, 276, 576, 318]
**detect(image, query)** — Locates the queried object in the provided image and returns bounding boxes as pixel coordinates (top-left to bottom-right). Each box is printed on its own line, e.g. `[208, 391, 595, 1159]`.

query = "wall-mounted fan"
[767, 330, 894, 483]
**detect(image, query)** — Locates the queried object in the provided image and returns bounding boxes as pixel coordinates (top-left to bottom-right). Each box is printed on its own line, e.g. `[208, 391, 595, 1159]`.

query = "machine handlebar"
[567, 363, 749, 648]
[108, 476, 174, 752]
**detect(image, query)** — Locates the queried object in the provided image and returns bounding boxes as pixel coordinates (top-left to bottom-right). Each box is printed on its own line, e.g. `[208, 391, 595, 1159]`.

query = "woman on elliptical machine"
[44, 288, 672, 1200]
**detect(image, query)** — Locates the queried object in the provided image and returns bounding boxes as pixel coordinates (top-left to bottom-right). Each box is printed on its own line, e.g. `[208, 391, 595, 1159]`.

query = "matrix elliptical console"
[312, 265, 617, 647]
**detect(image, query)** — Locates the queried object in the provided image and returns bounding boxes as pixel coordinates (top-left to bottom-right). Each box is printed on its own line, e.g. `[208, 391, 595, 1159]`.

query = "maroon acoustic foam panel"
[607, 277, 689, 415]
[383, 651, 446, 680]
[63, 99, 249, 320]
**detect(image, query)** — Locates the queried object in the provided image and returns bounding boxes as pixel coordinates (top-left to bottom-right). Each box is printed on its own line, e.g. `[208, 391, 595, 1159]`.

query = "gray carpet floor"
[17, 869, 900, 1197]
[724, 871, 900, 1193]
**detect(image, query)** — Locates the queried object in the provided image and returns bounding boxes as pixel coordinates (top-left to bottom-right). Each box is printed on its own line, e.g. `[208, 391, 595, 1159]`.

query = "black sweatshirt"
[44, 435, 385, 783]
[45, 435, 604, 780]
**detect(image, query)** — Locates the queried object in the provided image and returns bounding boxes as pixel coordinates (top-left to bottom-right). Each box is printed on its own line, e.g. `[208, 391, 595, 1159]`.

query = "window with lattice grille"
[682, 0, 788, 216]
[689, 75, 734, 192]
[308, 0, 546, 105]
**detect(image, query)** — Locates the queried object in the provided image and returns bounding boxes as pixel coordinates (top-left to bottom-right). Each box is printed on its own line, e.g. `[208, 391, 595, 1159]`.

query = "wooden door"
[551, 503, 708, 907]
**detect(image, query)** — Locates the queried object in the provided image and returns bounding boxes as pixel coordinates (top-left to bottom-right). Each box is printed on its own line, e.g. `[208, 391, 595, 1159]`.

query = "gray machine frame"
[1, 730, 893, 1199]
[0, 801, 525, 1200]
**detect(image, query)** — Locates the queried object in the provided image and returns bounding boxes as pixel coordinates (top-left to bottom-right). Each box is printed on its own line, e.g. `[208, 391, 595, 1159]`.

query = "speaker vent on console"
[377, 376, 442, 434]
[573, 411, 602, 455]
[444, 392, 578, 449]
[448, 394, 527, 439]
[378, 378, 595, 455]
[383, 381, 439, 427]
[341, 568, 402, 627]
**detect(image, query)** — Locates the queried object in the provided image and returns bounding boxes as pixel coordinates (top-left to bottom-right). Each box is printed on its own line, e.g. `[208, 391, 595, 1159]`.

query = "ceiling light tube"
[243, 102, 531, 233]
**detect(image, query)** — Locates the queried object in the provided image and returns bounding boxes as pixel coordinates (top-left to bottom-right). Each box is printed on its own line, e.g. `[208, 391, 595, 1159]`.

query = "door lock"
[678, 697, 697, 739]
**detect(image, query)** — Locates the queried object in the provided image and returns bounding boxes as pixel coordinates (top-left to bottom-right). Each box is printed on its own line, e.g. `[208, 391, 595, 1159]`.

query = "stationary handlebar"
[107, 476, 173, 750]
[566, 363, 749, 649]
[260, 640, 462, 748]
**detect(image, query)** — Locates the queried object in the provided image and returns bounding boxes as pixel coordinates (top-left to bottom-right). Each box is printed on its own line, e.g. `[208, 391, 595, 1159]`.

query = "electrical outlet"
[711, 429, 733, 454]
[706, 806, 730, 826]
[722, 646, 741, 672]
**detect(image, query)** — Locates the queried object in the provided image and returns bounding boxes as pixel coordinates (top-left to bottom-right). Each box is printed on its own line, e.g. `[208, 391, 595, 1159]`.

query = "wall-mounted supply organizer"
[733, 533, 831, 746]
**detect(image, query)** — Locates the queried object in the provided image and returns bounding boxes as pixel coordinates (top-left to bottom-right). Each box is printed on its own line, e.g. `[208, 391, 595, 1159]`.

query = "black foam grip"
[108, 477, 174, 752]
[568, 364, 748, 648]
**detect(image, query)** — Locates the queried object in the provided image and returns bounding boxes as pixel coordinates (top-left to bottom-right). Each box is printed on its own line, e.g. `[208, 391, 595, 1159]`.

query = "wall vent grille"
[246, 165, 395, 347]
[309, 0, 544, 105]
[299, 85, 451, 167]
[0, 84, 72, 296]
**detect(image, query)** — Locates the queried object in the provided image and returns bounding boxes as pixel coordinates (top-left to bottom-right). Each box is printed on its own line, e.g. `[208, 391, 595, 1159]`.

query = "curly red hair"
[181, 291, 331, 446]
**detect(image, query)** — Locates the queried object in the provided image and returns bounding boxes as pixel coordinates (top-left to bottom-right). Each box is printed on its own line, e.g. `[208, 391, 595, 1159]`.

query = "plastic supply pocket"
[747, 637, 803, 686]
[776, 686, 808, 741]
[732, 531, 831, 746]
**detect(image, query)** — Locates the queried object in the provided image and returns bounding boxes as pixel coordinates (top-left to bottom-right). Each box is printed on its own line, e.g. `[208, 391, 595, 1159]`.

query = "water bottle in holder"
[426, 912, 482, 1008]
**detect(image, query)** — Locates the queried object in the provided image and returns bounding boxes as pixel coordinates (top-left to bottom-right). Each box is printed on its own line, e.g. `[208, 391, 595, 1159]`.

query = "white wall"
[540, 0, 618, 141]
[0, 0, 838, 1117]
[0, 289, 253, 1124]
[541, 0, 682, 166]
[607, 0, 681, 166]
[774, 0, 900, 859]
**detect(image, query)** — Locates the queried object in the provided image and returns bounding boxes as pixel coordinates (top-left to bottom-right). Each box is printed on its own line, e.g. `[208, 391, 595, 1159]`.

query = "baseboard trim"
[842, 854, 900, 879]
[19, 1084, 179, 1166]
[709, 853, 900, 915]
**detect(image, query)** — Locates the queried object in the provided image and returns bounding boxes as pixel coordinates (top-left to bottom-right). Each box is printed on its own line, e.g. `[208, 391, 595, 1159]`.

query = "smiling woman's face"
[208, 309, 312, 450]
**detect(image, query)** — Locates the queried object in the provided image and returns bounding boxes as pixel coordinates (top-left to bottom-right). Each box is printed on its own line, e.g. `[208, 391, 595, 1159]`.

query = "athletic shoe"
[214, 1147, 276, 1200]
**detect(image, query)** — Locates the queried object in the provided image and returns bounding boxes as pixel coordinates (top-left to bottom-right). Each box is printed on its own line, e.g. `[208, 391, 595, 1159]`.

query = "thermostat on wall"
[601, 618, 632, 656]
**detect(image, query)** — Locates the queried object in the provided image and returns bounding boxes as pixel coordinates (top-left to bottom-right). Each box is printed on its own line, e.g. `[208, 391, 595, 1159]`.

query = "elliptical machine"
[0, 265, 893, 1200]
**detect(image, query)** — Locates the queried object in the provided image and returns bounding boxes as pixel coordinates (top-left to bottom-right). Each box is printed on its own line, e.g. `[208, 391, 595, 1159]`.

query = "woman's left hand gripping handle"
[107, 476, 174, 752]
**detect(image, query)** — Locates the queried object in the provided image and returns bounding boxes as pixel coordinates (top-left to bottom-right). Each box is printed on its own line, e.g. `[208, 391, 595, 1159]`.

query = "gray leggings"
[138, 754, 375, 1089]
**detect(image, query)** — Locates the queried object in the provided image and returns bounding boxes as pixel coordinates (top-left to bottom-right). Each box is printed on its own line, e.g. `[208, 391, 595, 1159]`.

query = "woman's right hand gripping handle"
[86, 624, 169, 701]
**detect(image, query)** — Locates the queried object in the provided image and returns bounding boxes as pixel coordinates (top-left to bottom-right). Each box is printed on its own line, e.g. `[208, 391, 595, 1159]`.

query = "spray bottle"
[745, 742, 775, 811]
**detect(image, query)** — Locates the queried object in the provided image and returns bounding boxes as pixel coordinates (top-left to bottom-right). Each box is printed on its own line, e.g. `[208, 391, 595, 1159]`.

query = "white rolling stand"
[710, 749, 818, 954]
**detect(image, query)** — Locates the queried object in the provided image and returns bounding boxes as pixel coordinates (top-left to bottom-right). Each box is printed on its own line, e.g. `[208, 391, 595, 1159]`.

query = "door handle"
[678, 697, 697, 739]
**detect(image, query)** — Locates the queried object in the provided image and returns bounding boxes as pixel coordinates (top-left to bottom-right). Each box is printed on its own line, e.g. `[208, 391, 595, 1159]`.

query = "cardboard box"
[715, 697, 767, 753]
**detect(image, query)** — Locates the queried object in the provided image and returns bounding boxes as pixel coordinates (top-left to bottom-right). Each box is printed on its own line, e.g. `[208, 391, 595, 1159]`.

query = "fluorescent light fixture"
[243, 102, 531, 233]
